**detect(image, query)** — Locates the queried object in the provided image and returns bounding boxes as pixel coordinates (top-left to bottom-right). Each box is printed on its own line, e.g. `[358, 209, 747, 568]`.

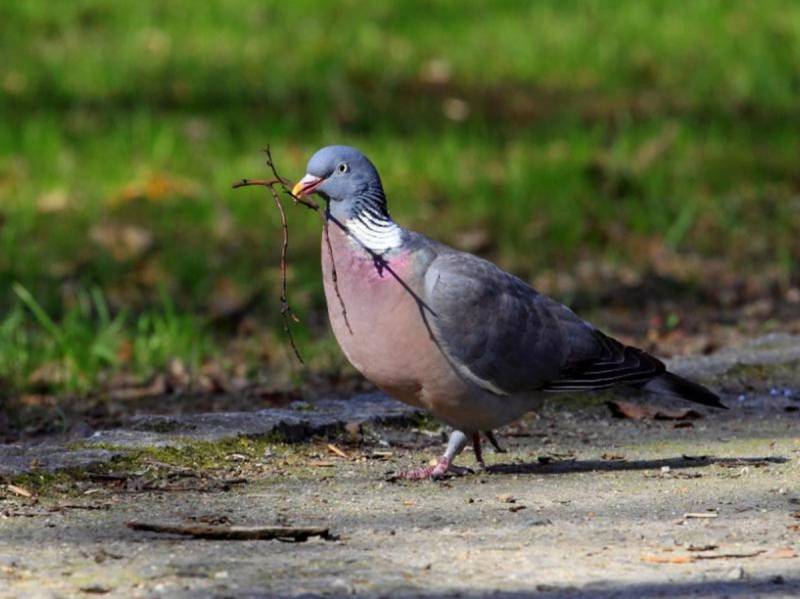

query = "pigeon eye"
[337, 163, 348, 174]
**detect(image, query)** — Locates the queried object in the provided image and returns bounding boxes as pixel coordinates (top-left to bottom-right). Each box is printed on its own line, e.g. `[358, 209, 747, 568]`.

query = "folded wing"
[423, 251, 664, 396]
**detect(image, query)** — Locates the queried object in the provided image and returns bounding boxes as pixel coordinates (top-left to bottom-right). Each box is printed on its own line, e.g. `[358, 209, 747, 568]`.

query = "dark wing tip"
[643, 372, 727, 409]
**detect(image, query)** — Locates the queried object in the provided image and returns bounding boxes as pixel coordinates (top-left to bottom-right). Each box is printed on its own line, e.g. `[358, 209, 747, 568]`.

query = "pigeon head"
[292, 146, 388, 221]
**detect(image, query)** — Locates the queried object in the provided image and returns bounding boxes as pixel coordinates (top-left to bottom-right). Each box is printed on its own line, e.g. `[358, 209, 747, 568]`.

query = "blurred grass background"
[1, 0, 800, 398]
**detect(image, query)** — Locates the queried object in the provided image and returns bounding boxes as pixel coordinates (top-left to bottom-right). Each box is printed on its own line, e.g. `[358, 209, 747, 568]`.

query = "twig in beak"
[233, 146, 352, 362]
[232, 176, 305, 363]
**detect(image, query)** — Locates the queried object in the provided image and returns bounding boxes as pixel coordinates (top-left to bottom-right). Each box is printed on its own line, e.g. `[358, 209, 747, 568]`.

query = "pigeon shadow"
[485, 454, 787, 476]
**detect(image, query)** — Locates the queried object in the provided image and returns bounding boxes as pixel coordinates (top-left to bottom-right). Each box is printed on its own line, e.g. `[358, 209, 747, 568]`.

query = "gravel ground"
[2, 336, 800, 598]
[1, 405, 799, 597]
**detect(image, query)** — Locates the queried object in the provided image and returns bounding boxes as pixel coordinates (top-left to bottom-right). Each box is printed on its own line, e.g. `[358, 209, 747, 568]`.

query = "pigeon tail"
[641, 372, 727, 409]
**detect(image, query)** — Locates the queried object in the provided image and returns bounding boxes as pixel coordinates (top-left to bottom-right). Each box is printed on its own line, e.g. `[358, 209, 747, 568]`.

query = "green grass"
[1, 0, 800, 395]
[1, 284, 211, 393]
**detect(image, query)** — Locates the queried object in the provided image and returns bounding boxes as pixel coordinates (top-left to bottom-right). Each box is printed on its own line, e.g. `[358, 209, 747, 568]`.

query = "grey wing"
[423, 251, 664, 396]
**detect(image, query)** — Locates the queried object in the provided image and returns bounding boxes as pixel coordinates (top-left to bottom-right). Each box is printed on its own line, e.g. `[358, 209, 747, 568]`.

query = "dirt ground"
[1, 390, 799, 598]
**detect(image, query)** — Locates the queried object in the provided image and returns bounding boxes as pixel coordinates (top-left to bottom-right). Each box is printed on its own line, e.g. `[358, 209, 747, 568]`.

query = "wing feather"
[422, 249, 664, 395]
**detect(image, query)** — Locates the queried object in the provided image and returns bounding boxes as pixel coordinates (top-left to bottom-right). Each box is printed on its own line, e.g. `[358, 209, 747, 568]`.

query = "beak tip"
[292, 174, 324, 198]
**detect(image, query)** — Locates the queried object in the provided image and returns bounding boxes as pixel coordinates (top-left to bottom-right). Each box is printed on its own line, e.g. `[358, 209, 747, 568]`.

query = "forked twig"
[232, 146, 353, 363]
[233, 177, 305, 363]
[261, 146, 351, 335]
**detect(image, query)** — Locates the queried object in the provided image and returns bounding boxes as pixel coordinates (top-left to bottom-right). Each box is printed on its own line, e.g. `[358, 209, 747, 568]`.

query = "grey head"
[292, 145, 389, 222]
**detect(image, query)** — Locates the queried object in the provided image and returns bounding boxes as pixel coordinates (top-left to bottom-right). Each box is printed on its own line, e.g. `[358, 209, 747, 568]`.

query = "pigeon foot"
[389, 457, 473, 481]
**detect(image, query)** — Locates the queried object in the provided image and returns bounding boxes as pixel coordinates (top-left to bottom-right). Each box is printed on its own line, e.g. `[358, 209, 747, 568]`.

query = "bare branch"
[232, 178, 283, 189]
[127, 521, 336, 542]
[232, 146, 354, 361]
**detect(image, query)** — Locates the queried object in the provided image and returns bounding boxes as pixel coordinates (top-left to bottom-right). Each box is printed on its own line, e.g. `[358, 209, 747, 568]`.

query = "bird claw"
[387, 457, 474, 482]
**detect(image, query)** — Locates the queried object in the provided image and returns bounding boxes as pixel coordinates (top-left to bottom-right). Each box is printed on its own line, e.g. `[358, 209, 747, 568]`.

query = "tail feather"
[641, 372, 727, 409]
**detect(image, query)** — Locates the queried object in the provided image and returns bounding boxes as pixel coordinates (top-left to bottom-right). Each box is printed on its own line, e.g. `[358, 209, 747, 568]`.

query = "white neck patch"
[344, 210, 403, 254]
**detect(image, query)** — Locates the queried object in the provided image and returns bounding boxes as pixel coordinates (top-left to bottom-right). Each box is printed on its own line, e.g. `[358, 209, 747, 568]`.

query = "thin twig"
[233, 146, 354, 361]
[271, 189, 305, 362]
[231, 177, 304, 362]
[232, 178, 283, 189]
[323, 217, 352, 334]
[263, 145, 351, 336]
[126, 521, 336, 542]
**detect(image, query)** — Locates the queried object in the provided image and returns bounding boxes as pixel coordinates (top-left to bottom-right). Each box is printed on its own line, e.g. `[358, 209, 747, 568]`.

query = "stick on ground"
[126, 521, 336, 542]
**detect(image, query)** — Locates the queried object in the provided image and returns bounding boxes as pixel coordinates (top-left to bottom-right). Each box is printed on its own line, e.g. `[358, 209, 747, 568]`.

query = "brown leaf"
[607, 400, 702, 421]
[108, 375, 167, 401]
[27, 362, 68, 389]
[89, 223, 153, 262]
[601, 453, 625, 461]
[113, 173, 198, 204]
[6, 484, 33, 498]
[208, 277, 253, 321]
[326, 444, 349, 459]
[36, 189, 69, 214]
[641, 553, 694, 564]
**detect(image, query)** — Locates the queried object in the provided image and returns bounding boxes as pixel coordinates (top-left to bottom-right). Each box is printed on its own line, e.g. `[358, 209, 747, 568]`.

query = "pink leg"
[390, 430, 471, 481]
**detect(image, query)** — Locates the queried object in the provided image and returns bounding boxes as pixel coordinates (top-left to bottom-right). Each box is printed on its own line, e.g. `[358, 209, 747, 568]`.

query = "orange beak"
[291, 174, 324, 197]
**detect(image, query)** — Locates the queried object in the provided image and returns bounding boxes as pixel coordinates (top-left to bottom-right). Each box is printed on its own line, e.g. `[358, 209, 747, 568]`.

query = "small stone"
[528, 518, 553, 527]
[727, 566, 746, 580]
[80, 585, 112, 595]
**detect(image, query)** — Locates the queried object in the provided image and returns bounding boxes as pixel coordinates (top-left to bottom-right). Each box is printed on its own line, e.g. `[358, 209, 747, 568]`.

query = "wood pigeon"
[292, 146, 725, 480]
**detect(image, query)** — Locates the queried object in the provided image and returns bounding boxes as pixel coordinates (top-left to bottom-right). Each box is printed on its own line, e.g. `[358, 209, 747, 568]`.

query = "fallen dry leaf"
[607, 401, 702, 421]
[89, 222, 153, 262]
[108, 374, 167, 401]
[27, 362, 67, 389]
[114, 173, 198, 205]
[208, 277, 253, 321]
[6, 484, 33, 498]
[601, 453, 625, 461]
[36, 189, 69, 213]
[326, 444, 349, 459]
[641, 553, 694, 564]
